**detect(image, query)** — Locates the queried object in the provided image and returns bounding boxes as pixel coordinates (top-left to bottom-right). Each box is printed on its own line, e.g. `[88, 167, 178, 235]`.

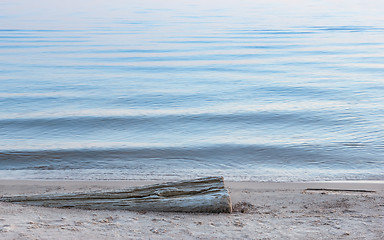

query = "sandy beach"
[0, 179, 383, 240]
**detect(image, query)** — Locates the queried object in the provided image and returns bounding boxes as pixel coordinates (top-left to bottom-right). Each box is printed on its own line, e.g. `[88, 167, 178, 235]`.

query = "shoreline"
[1, 179, 383, 239]
[1, 178, 383, 195]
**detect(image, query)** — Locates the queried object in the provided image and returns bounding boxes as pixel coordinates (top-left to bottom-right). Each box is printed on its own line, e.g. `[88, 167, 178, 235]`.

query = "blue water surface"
[0, 0, 383, 181]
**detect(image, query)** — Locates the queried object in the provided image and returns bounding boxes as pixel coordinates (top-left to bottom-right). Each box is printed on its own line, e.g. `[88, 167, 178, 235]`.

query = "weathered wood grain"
[0, 176, 232, 213]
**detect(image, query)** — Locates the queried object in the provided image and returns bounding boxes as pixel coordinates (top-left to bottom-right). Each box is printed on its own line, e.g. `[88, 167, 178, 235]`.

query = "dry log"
[0, 176, 232, 213]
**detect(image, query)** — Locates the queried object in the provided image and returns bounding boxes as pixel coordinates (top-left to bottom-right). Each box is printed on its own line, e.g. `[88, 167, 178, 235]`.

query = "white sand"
[0, 180, 383, 239]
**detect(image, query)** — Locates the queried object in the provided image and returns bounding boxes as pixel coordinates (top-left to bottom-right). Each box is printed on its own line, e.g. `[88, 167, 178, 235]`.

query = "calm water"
[0, 0, 383, 181]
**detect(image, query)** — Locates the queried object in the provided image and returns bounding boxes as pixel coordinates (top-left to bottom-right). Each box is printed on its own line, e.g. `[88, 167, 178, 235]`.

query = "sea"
[0, 0, 383, 181]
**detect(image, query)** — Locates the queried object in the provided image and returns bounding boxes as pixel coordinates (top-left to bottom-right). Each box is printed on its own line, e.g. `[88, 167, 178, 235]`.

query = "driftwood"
[0, 176, 232, 213]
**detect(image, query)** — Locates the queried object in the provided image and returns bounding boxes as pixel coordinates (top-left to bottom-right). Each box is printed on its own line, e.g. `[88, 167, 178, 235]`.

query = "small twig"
[305, 188, 375, 193]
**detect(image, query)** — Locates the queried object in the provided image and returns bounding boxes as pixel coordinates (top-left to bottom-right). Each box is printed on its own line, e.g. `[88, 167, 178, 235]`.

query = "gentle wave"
[0, 111, 354, 129]
[1, 144, 383, 171]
